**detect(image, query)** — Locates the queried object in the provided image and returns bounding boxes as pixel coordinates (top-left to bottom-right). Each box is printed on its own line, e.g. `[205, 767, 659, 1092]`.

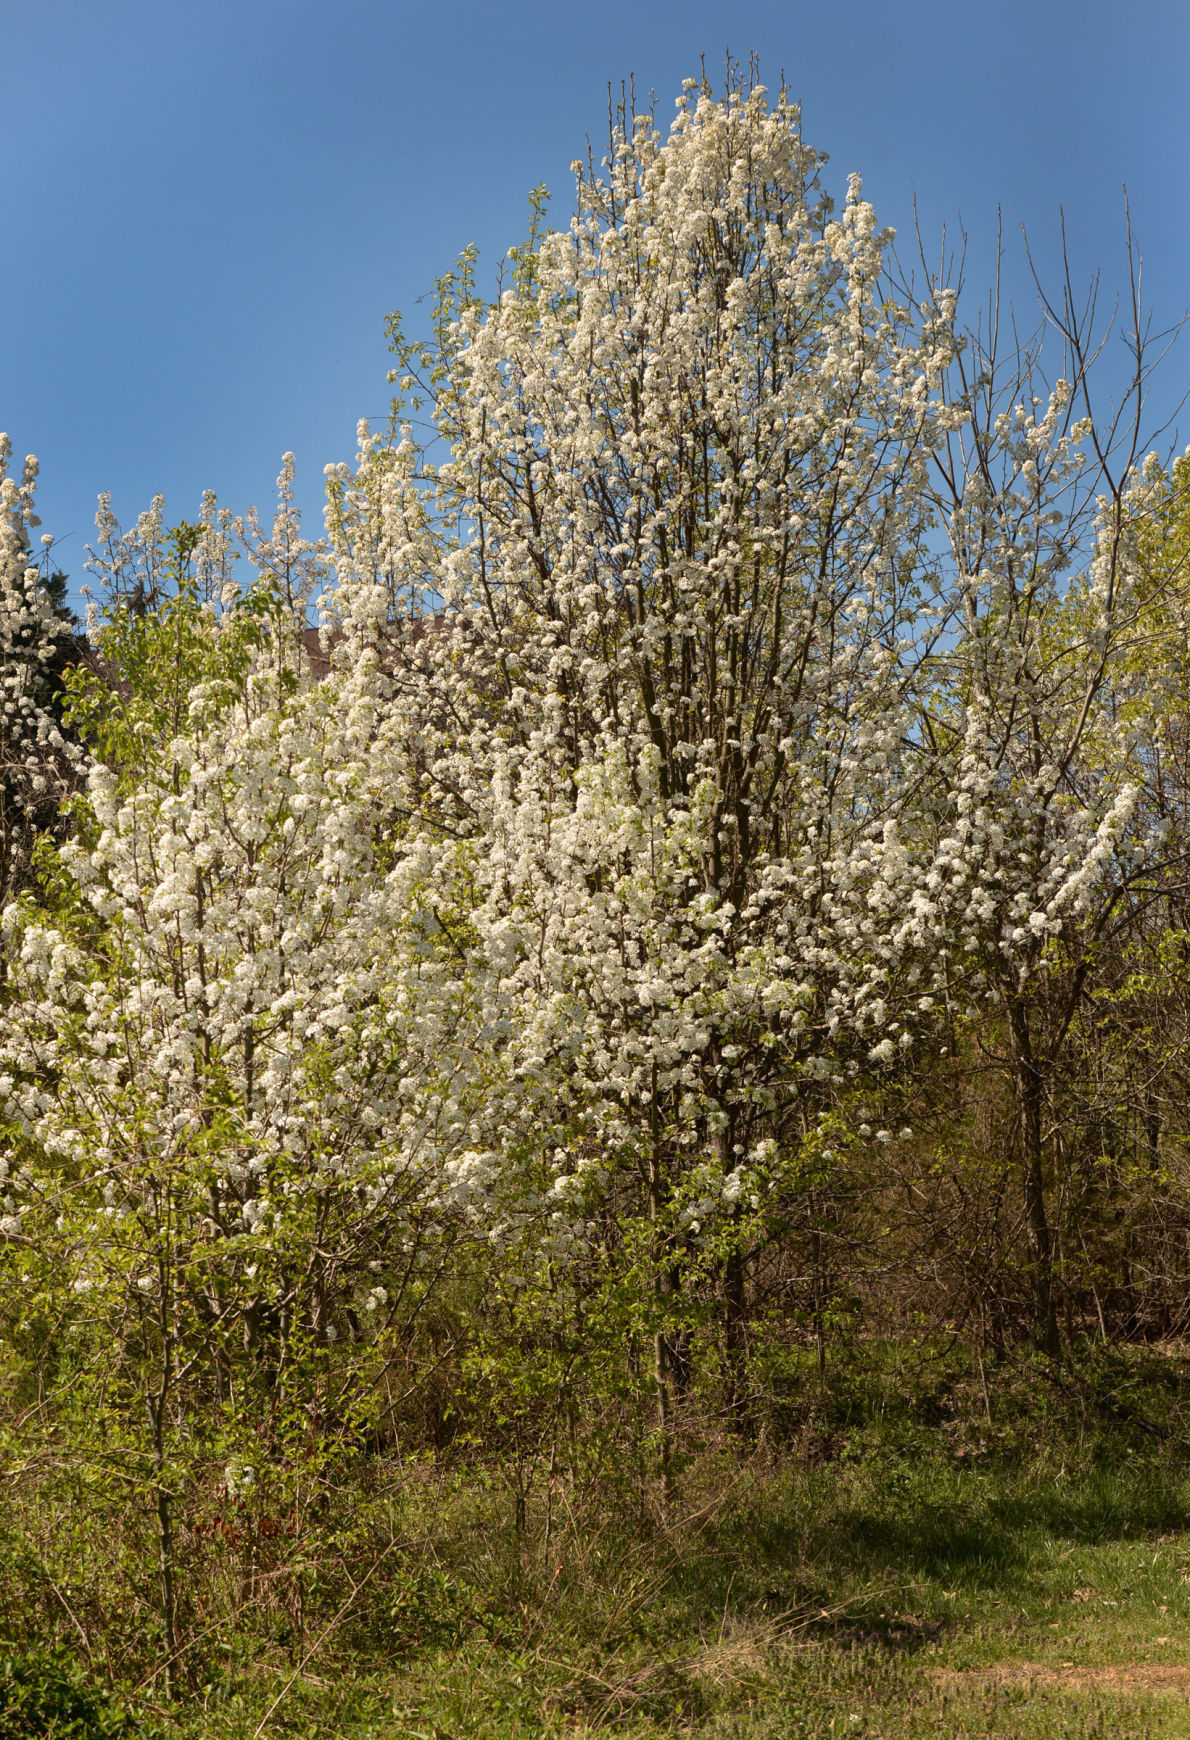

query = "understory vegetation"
[6, 1346, 1190, 1736]
[3, 65, 1190, 1736]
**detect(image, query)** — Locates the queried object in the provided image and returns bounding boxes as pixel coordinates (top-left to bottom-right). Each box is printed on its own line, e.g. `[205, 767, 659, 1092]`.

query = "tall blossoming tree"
[311, 75, 978, 1430]
[0, 72, 1175, 1534]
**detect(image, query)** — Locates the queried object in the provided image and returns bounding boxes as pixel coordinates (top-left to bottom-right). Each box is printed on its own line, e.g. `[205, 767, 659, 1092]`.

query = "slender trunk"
[146, 1188, 182, 1696]
[542, 1436, 558, 1563]
[1008, 997, 1060, 1357]
[1144, 1091, 1161, 1173]
[649, 1204, 673, 1505]
[666, 1261, 692, 1399]
[723, 1240, 750, 1432]
[147, 1384, 179, 1695]
[648, 1064, 673, 1507]
[975, 1332, 993, 1427]
[810, 1199, 826, 1378]
[717, 1114, 748, 1427]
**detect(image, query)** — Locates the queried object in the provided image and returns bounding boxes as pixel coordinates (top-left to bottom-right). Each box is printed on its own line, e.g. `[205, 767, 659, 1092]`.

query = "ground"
[162, 1452, 1190, 1737]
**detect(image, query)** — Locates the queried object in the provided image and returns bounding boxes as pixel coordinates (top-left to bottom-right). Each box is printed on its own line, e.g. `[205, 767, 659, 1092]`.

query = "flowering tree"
[301, 75, 986, 1436]
[0, 437, 80, 911]
[0, 518, 458, 1676]
[0, 77, 1179, 1586]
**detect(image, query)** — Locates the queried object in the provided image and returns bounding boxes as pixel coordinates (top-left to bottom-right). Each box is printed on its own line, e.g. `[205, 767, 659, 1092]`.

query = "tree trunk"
[722, 1239, 754, 1436]
[1008, 997, 1061, 1356]
[147, 1386, 179, 1696]
[647, 1067, 674, 1507]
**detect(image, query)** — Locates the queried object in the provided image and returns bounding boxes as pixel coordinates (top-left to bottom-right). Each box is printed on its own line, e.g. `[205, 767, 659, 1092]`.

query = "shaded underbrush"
[4, 1339, 1190, 1734]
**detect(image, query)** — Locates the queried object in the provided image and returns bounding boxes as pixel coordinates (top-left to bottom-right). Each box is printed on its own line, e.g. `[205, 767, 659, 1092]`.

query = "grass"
[10, 1342, 1190, 1736]
[135, 1452, 1190, 1737]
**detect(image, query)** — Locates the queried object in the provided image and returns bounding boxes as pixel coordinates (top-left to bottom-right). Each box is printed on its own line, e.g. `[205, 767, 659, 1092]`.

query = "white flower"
[224, 1460, 255, 1500]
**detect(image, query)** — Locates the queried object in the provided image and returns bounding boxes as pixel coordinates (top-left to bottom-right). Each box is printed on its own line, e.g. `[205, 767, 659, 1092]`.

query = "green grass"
[117, 1452, 1190, 1738]
[11, 1342, 1190, 1736]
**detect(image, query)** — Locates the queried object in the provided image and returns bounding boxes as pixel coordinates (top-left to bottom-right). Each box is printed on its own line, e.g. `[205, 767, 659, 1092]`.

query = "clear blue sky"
[4, 0, 1188, 596]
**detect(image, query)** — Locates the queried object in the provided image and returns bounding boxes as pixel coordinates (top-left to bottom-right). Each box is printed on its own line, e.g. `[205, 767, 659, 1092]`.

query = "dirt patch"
[938, 1662, 1190, 1697]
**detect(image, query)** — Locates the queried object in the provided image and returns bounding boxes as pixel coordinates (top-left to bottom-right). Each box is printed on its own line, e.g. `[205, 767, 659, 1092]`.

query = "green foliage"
[0, 1642, 137, 1740]
[62, 528, 294, 790]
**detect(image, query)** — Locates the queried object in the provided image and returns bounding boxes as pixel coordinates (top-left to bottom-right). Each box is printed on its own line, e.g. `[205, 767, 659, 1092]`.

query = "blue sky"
[4, 0, 1188, 600]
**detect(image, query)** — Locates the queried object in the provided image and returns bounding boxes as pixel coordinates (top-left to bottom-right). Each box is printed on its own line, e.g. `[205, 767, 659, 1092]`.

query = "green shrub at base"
[0, 1642, 137, 1740]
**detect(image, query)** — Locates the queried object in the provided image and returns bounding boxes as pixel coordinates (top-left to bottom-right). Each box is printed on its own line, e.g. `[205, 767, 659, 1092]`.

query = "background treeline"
[2, 75, 1190, 1730]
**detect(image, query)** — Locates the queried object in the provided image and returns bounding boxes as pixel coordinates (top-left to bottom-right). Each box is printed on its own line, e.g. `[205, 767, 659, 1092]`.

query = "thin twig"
[251, 1535, 402, 1738]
